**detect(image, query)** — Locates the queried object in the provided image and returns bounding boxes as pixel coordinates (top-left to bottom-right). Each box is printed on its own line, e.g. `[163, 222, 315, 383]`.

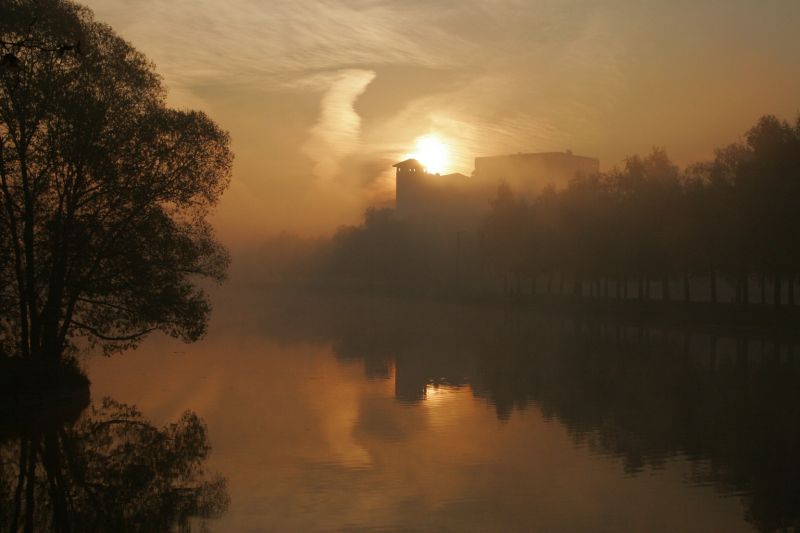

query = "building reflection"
[258, 291, 800, 532]
[0, 370, 227, 532]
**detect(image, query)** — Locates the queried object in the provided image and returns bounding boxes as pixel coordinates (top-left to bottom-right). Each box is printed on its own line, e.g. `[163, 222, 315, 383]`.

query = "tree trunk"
[42, 433, 70, 533]
[10, 439, 29, 533]
[709, 335, 718, 372]
[22, 156, 43, 361]
[24, 436, 38, 533]
[683, 271, 690, 303]
[737, 335, 749, 368]
[710, 271, 718, 304]
[742, 274, 749, 305]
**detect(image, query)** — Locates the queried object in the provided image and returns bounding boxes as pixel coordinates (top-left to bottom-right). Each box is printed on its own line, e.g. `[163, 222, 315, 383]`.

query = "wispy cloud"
[82, 0, 800, 237]
[302, 69, 376, 181]
[82, 0, 634, 235]
[88, 0, 475, 89]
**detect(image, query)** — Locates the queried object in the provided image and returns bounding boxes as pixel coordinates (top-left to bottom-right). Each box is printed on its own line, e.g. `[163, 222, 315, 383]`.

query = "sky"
[83, 0, 800, 245]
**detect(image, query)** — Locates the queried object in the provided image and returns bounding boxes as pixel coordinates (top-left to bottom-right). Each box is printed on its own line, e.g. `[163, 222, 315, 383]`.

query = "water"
[32, 287, 800, 530]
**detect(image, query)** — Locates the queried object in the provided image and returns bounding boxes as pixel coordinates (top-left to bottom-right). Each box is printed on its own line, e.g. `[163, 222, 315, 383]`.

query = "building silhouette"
[394, 151, 599, 221]
[393, 159, 472, 219]
[473, 151, 599, 196]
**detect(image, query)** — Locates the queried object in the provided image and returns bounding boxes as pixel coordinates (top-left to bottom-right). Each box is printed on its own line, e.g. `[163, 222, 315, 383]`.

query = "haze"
[6, 2, 800, 530]
[83, 0, 800, 248]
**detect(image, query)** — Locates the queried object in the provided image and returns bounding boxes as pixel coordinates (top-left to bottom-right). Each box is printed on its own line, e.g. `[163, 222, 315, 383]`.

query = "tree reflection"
[470, 320, 800, 532]
[255, 291, 800, 531]
[0, 391, 227, 532]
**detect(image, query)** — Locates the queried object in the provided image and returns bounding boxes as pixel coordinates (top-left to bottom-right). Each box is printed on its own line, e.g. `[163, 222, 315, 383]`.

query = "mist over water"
[84, 285, 800, 531]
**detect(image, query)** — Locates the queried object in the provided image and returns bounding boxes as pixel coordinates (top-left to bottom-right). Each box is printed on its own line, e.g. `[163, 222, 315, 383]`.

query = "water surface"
[86, 286, 800, 531]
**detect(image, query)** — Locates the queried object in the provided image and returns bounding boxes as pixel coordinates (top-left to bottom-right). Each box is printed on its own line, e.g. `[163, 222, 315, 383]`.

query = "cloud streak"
[303, 69, 376, 182]
[82, 0, 800, 238]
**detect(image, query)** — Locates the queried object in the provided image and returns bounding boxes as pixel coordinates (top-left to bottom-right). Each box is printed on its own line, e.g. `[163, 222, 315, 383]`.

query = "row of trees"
[254, 208, 458, 289]
[481, 115, 800, 305]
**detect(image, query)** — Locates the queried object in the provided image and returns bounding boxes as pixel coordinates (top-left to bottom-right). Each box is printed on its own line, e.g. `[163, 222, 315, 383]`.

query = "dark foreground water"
[73, 287, 800, 530]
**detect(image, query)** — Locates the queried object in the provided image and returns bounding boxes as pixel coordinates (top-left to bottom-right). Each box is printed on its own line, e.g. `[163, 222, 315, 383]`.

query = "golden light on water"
[407, 134, 450, 174]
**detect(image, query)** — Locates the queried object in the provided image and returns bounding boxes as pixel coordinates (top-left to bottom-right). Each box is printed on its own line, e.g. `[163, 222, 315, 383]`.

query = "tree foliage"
[480, 115, 800, 305]
[0, 0, 232, 359]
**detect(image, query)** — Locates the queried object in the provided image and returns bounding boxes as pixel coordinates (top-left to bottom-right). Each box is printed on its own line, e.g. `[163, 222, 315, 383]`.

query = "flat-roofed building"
[394, 151, 599, 221]
[390, 151, 599, 288]
[473, 151, 599, 196]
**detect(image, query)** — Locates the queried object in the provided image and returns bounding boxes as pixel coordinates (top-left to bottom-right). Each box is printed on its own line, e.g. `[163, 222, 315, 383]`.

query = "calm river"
[85, 285, 800, 532]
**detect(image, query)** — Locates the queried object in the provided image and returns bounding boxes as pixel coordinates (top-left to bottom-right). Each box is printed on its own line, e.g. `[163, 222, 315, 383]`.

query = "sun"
[408, 134, 449, 174]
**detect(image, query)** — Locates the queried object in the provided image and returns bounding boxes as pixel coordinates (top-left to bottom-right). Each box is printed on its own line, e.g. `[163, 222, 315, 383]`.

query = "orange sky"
[83, 0, 800, 246]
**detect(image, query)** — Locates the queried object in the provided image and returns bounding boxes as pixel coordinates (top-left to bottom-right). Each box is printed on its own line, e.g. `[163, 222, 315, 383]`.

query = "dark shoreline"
[0, 358, 91, 438]
[253, 280, 800, 341]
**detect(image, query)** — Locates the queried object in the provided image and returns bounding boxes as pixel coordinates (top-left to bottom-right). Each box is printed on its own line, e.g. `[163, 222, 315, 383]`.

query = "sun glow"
[408, 134, 449, 174]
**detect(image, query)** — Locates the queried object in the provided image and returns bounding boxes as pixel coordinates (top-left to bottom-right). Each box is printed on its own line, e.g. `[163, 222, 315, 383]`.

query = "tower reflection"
[258, 291, 800, 532]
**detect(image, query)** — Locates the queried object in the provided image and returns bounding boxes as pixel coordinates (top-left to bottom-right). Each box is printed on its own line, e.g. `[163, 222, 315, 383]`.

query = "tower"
[393, 158, 427, 216]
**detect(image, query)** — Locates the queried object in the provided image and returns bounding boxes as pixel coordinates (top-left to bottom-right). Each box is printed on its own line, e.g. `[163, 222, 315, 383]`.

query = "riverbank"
[250, 279, 800, 341]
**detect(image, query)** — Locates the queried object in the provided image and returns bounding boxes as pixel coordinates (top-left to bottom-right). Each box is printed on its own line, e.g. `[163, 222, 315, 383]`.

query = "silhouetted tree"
[477, 116, 800, 308]
[480, 183, 530, 295]
[0, 1, 231, 361]
[740, 116, 800, 305]
[321, 206, 463, 289]
[266, 113, 800, 310]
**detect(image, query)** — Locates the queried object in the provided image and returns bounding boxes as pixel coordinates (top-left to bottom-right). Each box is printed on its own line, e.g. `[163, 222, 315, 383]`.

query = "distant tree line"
[324, 208, 451, 286]
[257, 113, 800, 307]
[256, 208, 455, 289]
[481, 115, 800, 305]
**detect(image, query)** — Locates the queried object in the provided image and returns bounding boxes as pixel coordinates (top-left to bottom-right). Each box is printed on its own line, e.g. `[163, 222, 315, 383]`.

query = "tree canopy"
[480, 115, 800, 305]
[0, 0, 232, 360]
